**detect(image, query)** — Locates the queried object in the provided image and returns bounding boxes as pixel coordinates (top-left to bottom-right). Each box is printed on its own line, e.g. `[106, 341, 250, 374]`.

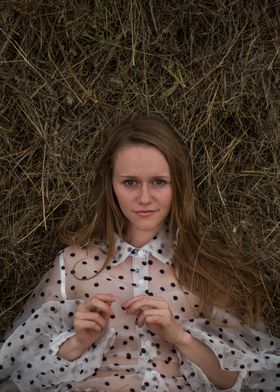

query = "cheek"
[113, 186, 132, 208]
[164, 188, 172, 208]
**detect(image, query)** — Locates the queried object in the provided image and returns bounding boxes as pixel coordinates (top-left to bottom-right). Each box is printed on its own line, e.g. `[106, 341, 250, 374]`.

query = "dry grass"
[0, 0, 279, 338]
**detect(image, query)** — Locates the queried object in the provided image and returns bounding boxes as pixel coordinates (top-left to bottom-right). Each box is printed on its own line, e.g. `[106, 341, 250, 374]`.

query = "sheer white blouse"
[0, 225, 279, 391]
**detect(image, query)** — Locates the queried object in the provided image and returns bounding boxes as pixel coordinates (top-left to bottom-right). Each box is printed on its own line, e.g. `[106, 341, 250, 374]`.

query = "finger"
[122, 295, 164, 308]
[80, 298, 114, 315]
[95, 293, 118, 303]
[75, 311, 108, 329]
[123, 296, 166, 309]
[140, 314, 164, 328]
[138, 309, 169, 327]
[74, 319, 102, 332]
[124, 298, 168, 315]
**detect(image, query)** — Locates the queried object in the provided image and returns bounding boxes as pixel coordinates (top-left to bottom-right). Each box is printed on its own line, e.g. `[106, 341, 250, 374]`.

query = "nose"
[138, 183, 152, 204]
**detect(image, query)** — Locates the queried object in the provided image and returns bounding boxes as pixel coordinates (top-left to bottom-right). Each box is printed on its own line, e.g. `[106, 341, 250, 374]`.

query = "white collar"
[99, 223, 174, 267]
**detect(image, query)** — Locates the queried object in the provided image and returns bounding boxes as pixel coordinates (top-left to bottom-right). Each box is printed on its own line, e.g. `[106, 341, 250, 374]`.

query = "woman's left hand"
[122, 295, 189, 346]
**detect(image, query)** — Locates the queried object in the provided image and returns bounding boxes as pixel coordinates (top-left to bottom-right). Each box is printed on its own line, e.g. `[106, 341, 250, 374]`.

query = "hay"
[0, 0, 279, 338]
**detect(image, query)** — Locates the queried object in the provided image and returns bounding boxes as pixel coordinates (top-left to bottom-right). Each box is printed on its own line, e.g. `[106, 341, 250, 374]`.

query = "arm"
[0, 248, 117, 391]
[58, 293, 117, 361]
[174, 329, 239, 390]
[123, 295, 239, 389]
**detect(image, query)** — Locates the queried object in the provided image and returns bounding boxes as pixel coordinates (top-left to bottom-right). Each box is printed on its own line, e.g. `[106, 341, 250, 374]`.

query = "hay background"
[0, 0, 279, 338]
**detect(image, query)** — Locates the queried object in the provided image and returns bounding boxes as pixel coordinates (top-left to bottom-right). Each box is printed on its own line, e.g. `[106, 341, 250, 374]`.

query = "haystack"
[1, 0, 279, 337]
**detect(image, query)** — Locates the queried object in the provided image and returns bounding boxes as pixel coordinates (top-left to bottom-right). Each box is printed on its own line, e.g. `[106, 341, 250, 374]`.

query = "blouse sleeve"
[0, 249, 117, 392]
[177, 308, 280, 392]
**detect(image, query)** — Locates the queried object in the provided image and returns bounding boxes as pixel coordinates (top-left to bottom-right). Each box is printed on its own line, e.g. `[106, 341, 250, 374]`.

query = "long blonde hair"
[59, 115, 270, 326]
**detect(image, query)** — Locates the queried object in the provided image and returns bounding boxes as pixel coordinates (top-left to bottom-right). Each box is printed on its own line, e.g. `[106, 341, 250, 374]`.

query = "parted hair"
[59, 114, 270, 326]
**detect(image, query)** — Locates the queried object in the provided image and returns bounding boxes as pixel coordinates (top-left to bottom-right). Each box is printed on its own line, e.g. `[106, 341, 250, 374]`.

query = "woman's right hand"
[58, 293, 117, 360]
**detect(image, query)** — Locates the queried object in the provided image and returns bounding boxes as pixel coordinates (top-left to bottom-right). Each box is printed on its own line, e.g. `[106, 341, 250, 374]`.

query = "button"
[139, 279, 144, 285]
[138, 250, 144, 256]
[146, 341, 151, 347]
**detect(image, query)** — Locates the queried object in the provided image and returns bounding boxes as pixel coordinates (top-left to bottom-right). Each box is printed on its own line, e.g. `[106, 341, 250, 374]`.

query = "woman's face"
[112, 144, 172, 246]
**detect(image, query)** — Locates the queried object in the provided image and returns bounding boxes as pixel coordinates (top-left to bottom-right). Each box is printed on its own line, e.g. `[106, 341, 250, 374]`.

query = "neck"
[123, 227, 160, 248]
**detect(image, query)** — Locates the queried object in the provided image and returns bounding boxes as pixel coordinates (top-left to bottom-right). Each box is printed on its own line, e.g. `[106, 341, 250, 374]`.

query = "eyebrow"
[118, 175, 171, 179]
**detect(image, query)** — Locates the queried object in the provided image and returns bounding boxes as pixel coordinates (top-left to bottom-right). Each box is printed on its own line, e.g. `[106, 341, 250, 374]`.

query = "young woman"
[0, 116, 279, 392]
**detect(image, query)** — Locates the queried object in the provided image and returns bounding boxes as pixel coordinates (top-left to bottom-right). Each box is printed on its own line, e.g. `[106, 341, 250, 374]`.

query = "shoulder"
[60, 244, 107, 274]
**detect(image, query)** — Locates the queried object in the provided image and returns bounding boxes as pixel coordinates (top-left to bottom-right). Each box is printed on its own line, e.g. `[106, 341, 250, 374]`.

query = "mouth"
[134, 210, 157, 217]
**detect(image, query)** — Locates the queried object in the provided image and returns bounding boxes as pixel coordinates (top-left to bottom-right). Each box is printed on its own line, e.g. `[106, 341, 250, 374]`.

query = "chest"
[68, 254, 200, 326]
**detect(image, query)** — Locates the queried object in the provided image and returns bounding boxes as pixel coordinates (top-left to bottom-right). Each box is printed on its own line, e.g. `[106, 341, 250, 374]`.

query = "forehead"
[113, 144, 170, 175]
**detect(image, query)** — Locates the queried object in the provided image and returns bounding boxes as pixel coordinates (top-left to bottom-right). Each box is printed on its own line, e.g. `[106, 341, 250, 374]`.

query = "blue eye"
[123, 179, 138, 186]
[152, 179, 167, 185]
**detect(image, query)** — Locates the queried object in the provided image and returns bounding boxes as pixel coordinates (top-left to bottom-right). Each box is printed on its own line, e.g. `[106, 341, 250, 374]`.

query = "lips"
[134, 210, 157, 217]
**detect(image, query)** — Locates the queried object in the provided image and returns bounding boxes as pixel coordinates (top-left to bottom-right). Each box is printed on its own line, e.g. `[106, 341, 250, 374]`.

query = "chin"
[133, 220, 164, 232]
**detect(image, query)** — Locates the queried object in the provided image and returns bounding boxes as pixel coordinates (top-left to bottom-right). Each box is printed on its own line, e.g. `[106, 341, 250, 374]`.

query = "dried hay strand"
[0, 0, 279, 338]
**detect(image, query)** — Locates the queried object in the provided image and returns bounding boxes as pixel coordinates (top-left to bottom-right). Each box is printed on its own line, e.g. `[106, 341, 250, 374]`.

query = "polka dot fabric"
[0, 225, 279, 391]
